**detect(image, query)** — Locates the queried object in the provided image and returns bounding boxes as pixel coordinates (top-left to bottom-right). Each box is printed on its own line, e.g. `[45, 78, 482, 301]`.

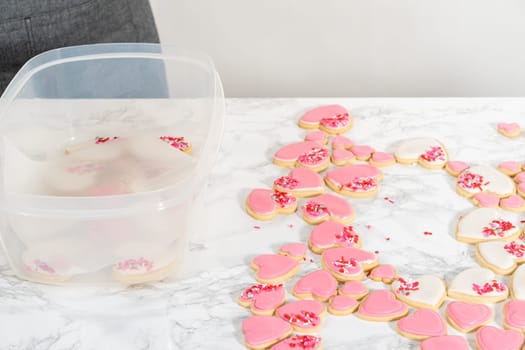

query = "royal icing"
[370, 264, 397, 282]
[276, 300, 325, 330]
[330, 295, 358, 311]
[339, 280, 368, 298]
[397, 309, 447, 337]
[499, 161, 522, 173]
[299, 105, 351, 131]
[498, 122, 520, 134]
[332, 135, 353, 149]
[273, 167, 324, 195]
[302, 193, 354, 222]
[239, 284, 285, 314]
[447, 161, 470, 174]
[394, 138, 447, 164]
[476, 325, 524, 350]
[293, 270, 338, 300]
[456, 207, 519, 242]
[279, 243, 307, 259]
[242, 316, 292, 348]
[512, 264, 525, 300]
[514, 172, 525, 183]
[270, 335, 321, 350]
[446, 301, 491, 331]
[473, 193, 500, 208]
[247, 189, 297, 215]
[371, 152, 395, 164]
[274, 141, 330, 168]
[448, 267, 507, 298]
[457, 165, 515, 196]
[505, 300, 525, 331]
[420, 335, 469, 350]
[477, 240, 525, 272]
[350, 145, 374, 160]
[325, 164, 382, 193]
[392, 275, 445, 308]
[309, 221, 361, 252]
[322, 247, 377, 279]
[331, 149, 355, 164]
[252, 254, 299, 283]
[501, 195, 525, 209]
[358, 290, 408, 318]
[304, 130, 328, 144]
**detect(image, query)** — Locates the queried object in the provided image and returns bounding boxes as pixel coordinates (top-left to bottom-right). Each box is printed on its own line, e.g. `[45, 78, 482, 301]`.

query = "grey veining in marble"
[2, 98, 525, 349]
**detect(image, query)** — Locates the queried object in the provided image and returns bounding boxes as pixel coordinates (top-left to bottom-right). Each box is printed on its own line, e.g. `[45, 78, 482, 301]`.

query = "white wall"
[150, 0, 525, 97]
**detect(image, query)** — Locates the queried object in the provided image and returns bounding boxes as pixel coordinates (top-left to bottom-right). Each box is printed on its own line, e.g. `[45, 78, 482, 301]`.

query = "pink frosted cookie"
[293, 269, 338, 302]
[298, 105, 353, 134]
[276, 300, 326, 333]
[394, 138, 448, 170]
[370, 264, 398, 284]
[339, 280, 369, 300]
[273, 141, 330, 172]
[472, 193, 500, 208]
[498, 122, 521, 138]
[518, 182, 525, 198]
[321, 247, 379, 281]
[456, 165, 515, 198]
[357, 290, 408, 322]
[476, 325, 524, 350]
[273, 168, 324, 198]
[331, 149, 355, 166]
[278, 243, 307, 261]
[369, 152, 396, 167]
[251, 254, 300, 284]
[448, 267, 508, 303]
[246, 189, 297, 221]
[498, 161, 522, 176]
[504, 300, 525, 332]
[445, 161, 470, 177]
[514, 171, 525, 183]
[397, 309, 447, 340]
[475, 240, 525, 275]
[420, 335, 469, 350]
[270, 335, 321, 350]
[455, 207, 521, 244]
[446, 301, 492, 333]
[304, 130, 328, 145]
[308, 221, 361, 254]
[324, 164, 383, 198]
[301, 193, 354, 225]
[242, 315, 293, 350]
[331, 135, 353, 150]
[391, 275, 446, 309]
[328, 295, 359, 316]
[350, 145, 375, 161]
[238, 284, 286, 316]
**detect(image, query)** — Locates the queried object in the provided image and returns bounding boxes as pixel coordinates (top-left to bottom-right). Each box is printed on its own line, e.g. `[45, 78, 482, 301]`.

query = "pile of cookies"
[240, 105, 525, 350]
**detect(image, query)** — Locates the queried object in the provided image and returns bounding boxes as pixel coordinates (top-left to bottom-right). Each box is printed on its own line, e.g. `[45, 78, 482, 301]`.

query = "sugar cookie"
[331, 135, 353, 150]
[22, 248, 74, 283]
[420, 335, 469, 350]
[331, 149, 355, 166]
[304, 130, 328, 145]
[64, 136, 123, 161]
[242, 315, 293, 350]
[127, 135, 195, 161]
[498, 122, 521, 138]
[45, 160, 103, 194]
[475, 240, 525, 275]
[370, 264, 397, 284]
[397, 309, 447, 340]
[511, 264, 525, 300]
[514, 171, 525, 183]
[238, 284, 286, 316]
[357, 290, 408, 322]
[321, 247, 379, 281]
[498, 161, 522, 177]
[391, 275, 446, 309]
[251, 254, 300, 284]
[394, 138, 448, 169]
[298, 105, 353, 134]
[112, 254, 177, 284]
[273, 141, 330, 172]
[339, 280, 369, 299]
[292, 269, 338, 302]
[278, 243, 307, 261]
[273, 168, 324, 198]
[246, 189, 297, 221]
[446, 161, 470, 177]
[270, 335, 322, 350]
[369, 152, 396, 167]
[472, 193, 500, 208]
[455, 207, 521, 244]
[324, 164, 383, 198]
[476, 325, 524, 350]
[308, 221, 361, 254]
[328, 295, 359, 316]
[446, 301, 492, 333]
[448, 267, 508, 303]
[518, 182, 525, 197]
[276, 300, 326, 333]
[500, 195, 525, 212]
[456, 165, 515, 198]
[301, 193, 354, 225]
[504, 300, 525, 332]
[350, 145, 374, 161]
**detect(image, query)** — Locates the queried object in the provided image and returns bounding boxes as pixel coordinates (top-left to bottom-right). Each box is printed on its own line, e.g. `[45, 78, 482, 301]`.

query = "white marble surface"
[2, 98, 525, 349]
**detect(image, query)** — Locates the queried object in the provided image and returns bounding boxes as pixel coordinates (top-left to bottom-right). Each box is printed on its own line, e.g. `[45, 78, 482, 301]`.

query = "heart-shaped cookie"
[475, 240, 525, 275]
[448, 267, 508, 303]
[511, 264, 525, 300]
[321, 247, 378, 281]
[270, 335, 322, 350]
[391, 275, 446, 309]
[504, 300, 525, 332]
[301, 193, 354, 225]
[304, 130, 328, 145]
[251, 254, 300, 284]
[420, 335, 469, 350]
[242, 315, 293, 350]
[273, 168, 324, 197]
[308, 221, 362, 254]
[324, 164, 383, 198]
[357, 290, 408, 322]
[246, 189, 297, 221]
[273, 141, 330, 172]
[476, 325, 524, 350]
[331, 149, 355, 166]
[515, 172, 525, 184]
[498, 122, 521, 138]
[456, 165, 515, 198]
[276, 300, 326, 333]
[292, 269, 338, 302]
[455, 207, 521, 244]
[446, 301, 492, 333]
[472, 193, 500, 208]
[500, 195, 525, 213]
[498, 161, 522, 176]
[370, 264, 397, 284]
[331, 135, 353, 150]
[350, 145, 375, 161]
[298, 105, 353, 134]
[238, 283, 286, 316]
[328, 295, 359, 316]
[446, 161, 470, 177]
[370, 152, 396, 167]
[339, 280, 369, 299]
[397, 308, 447, 340]
[278, 242, 307, 261]
[394, 138, 448, 169]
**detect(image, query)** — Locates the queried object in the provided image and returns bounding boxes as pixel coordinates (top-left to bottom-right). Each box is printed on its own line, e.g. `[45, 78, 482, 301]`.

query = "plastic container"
[0, 44, 224, 284]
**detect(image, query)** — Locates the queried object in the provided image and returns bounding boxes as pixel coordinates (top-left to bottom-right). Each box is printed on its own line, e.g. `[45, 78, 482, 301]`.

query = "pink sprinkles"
[335, 226, 360, 246]
[297, 148, 329, 165]
[95, 136, 118, 144]
[384, 196, 395, 204]
[116, 257, 154, 272]
[320, 113, 349, 128]
[504, 241, 525, 258]
[25, 259, 55, 274]
[457, 172, 490, 191]
[160, 136, 190, 151]
[271, 190, 296, 208]
[303, 201, 329, 217]
[395, 278, 420, 296]
[472, 280, 506, 295]
[341, 176, 377, 192]
[280, 335, 321, 349]
[482, 219, 516, 237]
[241, 284, 283, 300]
[420, 146, 446, 162]
[283, 310, 320, 327]
[274, 176, 300, 190]
[332, 256, 358, 274]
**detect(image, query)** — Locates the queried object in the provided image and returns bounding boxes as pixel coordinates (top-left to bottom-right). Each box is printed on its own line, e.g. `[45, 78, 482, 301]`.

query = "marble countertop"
[2, 98, 525, 349]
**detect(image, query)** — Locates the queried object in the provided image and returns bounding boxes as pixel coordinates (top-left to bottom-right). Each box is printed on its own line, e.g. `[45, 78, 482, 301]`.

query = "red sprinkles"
[419, 146, 446, 163]
[472, 280, 506, 295]
[303, 201, 329, 217]
[240, 284, 283, 300]
[482, 219, 515, 237]
[279, 335, 321, 349]
[297, 148, 329, 165]
[335, 226, 360, 246]
[457, 172, 489, 191]
[274, 176, 299, 190]
[271, 190, 296, 208]
[395, 277, 420, 296]
[423, 231, 433, 236]
[95, 136, 118, 144]
[320, 113, 349, 128]
[504, 241, 525, 258]
[341, 177, 377, 192]
[282, 310, 320, 327]
[384, 196, 395, 204]
[160, 136, 190, 151]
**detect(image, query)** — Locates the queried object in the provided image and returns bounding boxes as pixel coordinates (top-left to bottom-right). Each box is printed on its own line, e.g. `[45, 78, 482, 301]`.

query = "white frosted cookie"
[45, 160, 103, 194]
[448, 267, 508, 303]
[475, 240, 525, 275]
[456, 165, 515, 198]
[455, 207, 521, 244]
[127, 135, 194, 161]
[511, 264, 525, 300]
[64, 136, 123, 161]
[391, 275, 446, 309]
[394, 138, 448, 169]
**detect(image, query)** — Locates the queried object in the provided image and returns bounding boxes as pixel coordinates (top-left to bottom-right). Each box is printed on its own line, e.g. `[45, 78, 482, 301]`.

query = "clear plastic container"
[0, 44, 224, 284]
